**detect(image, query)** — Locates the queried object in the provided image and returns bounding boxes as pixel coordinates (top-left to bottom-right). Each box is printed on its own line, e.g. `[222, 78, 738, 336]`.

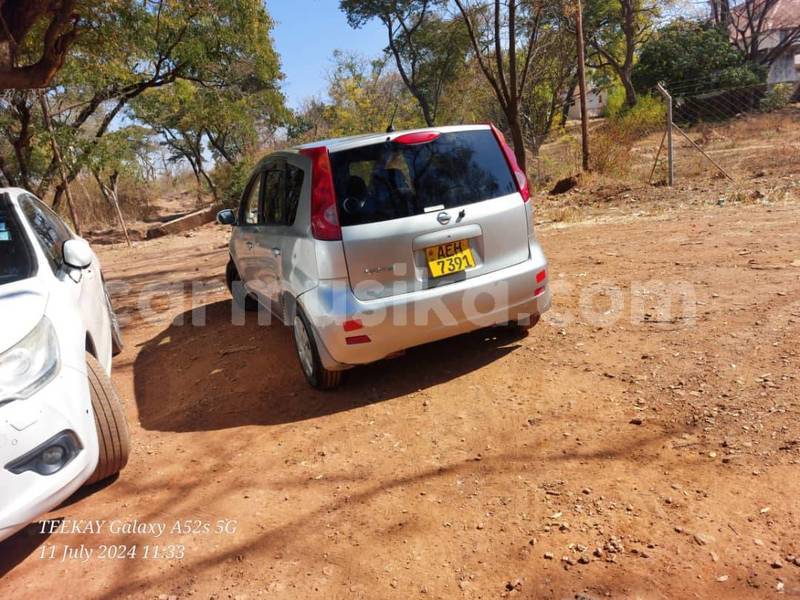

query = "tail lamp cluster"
[299, 147, 342, 241]
[488, 124, 531, 203]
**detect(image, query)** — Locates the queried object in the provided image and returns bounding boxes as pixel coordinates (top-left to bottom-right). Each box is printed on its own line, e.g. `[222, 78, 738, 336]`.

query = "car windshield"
[0, 194, 36, 285]
[329, 129, 516, 227]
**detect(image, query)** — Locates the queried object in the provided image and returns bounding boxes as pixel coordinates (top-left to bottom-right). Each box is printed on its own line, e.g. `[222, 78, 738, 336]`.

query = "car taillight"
[393, 131, 440, 145]
[300, 146, 341, 241]
[488, 124, 530, 202]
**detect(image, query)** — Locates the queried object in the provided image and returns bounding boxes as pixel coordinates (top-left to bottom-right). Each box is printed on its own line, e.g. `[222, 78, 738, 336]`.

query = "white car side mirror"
[62, 238, 93, 269]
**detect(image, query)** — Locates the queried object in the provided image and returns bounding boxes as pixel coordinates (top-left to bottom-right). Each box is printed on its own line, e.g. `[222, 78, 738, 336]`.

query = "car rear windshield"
[329, 129, 517, 227]
[0, 195, 36, 285]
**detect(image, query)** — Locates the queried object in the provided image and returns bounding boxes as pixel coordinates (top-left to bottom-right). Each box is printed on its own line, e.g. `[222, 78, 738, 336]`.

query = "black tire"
[499, 314, 540, 332]
[103, 280, 124, 356]
[85, 353, 130, 485]
[226, 258, 258, 312]
[292, 307, 342, 390]
[516, 314, 540, 329]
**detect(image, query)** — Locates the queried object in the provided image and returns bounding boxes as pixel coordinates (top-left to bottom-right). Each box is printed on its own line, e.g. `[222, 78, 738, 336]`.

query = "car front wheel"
[85, 353, 130, 485]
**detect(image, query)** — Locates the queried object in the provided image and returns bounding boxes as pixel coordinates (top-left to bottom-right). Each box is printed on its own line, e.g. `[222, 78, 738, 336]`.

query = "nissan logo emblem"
[436, 211, 451, 225]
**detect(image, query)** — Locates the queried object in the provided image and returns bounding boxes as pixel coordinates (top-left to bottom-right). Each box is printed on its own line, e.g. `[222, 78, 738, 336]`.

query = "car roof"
[292, 124, 492, 154]
[0, 187, 29, 199]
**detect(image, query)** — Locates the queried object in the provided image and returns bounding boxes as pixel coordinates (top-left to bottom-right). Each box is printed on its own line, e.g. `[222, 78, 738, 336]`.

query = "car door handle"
[246, 241, 254, 250]
[271, 247, 281, 256]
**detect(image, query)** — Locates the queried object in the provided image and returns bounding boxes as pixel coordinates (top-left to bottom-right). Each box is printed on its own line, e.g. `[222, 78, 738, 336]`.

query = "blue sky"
[270, 1, 388, 108]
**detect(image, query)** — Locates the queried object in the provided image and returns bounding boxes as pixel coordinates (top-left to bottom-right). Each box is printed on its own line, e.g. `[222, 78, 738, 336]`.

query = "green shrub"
[616, 94, 666, 132]
[214, 155, 258, 209]
[603, 84, 626, 118]
[760, 83, 794, 112]
[590, 95, 666, 175]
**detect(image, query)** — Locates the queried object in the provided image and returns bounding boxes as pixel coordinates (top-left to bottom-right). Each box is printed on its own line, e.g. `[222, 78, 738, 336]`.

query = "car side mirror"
[63, 238, 93, 269]
[217, 209, 236, 226]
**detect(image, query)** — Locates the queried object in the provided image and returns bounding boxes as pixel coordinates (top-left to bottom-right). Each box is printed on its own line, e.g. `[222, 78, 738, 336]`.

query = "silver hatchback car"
[217, 125, 551, 388]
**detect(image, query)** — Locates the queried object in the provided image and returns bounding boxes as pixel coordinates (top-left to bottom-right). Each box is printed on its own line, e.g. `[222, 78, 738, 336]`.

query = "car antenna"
[386, 104, 398, 133]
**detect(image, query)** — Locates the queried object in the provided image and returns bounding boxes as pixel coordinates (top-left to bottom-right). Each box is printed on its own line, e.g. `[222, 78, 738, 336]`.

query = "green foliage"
[340, 0, 469, 125]
[632, 19, 764, 94]
[128, 0, 287, 203]
[603, 83, 627, 118]
[614, 94, 665, 131]
[760, 83, 794, 112]
[582, 0, 661, 107]
[290, 51, 423, 142]
[0, 0, 286, 214]
[88, 125, 154, 181]
[518, 26, 578, 150]
[591, 94, 665, 175]
[214, 154, 259, 209]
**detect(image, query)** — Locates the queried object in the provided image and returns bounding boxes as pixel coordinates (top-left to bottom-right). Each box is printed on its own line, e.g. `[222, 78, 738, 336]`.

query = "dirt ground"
[2, 115, 800, 598]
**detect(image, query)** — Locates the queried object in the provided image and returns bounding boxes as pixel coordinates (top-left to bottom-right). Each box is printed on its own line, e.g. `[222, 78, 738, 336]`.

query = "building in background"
[566, 87, 608, 120]
[730, 0, 800, 92]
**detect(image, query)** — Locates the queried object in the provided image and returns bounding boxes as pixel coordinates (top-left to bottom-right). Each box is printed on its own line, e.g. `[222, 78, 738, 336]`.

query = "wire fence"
[667, 80, 799, 184]
[531, 78, 800, 191]
[531, 88, 669, 189]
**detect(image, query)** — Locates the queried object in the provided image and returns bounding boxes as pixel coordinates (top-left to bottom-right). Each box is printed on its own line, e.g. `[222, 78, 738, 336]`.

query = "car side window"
[18, 194, 73, 274]
[240, 172, 263, 225]
[285, 164, 304, 226]
[262, 169, 285, 225]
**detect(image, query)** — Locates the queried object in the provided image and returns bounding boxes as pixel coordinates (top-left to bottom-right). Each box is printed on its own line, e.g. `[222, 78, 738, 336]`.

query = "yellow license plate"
[425, 239, 475, 278]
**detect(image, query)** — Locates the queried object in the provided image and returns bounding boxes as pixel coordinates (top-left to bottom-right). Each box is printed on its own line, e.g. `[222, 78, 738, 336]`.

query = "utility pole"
[575, 0, 590, 171]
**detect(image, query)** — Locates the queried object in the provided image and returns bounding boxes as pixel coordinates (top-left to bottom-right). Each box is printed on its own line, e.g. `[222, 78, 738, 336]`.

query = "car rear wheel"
[225, 258, 258, 312]
[292, 309, 342, 390]
[85, 353, 130, 485]
[499, 314, 540, 333]
[515, 314, 540, 329]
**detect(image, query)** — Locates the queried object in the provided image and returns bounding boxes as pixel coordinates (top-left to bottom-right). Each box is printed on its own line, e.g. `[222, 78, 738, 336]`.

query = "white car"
[0, 188, 129, 543]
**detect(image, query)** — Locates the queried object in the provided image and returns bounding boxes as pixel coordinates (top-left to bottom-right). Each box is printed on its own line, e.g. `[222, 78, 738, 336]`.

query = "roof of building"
[731, 0, 800, 32]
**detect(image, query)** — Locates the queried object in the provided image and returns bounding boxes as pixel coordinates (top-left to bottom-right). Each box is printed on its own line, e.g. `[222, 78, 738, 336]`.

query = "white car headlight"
[0, 316, 60, 403]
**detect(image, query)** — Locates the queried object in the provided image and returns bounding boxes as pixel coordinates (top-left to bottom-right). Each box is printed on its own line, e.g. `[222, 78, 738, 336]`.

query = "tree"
[713, 0, 800, 67]
[632, 19, 762, 94]
[0, 0, 286, 209]
[452, 0, 555, 167]
[583, 0, 660, 108]
[292, 51, 422, 141]
[518, 26, 576, 149]
[86, 125, 153, 245]
[0, 0, 84, 89]
[133, 81, 219, 200]
[131, 0, 287, 202]
[340, 0, 469, 127]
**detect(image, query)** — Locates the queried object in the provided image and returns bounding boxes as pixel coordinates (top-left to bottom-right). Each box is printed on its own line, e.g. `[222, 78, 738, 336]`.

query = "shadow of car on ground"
[132, 299, 529, 432]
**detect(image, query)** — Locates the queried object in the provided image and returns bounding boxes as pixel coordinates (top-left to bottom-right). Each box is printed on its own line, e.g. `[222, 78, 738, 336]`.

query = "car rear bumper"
[0, 365, 98, 543]
[300, 239, 550, 369]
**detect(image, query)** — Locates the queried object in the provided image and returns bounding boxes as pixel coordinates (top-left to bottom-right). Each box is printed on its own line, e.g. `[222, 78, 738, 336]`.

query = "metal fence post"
[656, 83, 673, 186]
